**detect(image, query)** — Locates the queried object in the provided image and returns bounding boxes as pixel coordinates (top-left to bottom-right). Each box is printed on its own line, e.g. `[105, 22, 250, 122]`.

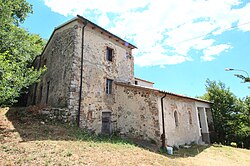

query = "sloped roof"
[116, 82, 212, 104]
[135, 77, 155, 84]
[40, 15, 137, 57]
[76, 15, 137, 49]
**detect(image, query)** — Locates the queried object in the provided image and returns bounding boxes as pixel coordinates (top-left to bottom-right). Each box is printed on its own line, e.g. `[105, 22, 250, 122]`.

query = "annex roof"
[116, 82, 212, 104]
[135, 77, 155, 84]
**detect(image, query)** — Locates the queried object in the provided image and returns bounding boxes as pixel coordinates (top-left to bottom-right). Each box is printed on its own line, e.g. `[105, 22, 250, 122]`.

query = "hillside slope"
[0, 107, 249, 166]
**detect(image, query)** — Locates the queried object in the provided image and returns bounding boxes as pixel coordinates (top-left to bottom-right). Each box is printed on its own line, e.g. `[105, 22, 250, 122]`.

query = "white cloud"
[201, 44, 232, 61]
[233, 3, 250, 32]
[43, 0, 250, 67]
[135, 53, 190, 67]
[44, 0, 150, 15]
[97, 13, 110, 27]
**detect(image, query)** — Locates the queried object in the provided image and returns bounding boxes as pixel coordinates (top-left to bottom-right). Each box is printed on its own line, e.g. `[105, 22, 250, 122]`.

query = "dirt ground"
[1, 107, 250, 166]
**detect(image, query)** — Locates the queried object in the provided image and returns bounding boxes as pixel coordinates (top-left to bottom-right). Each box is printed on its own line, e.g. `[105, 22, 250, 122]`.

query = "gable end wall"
[28, 21, 83, 122]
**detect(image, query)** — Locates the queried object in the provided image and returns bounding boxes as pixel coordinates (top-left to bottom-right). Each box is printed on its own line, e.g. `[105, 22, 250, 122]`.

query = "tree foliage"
[0, 0, 46, 106]
[201, 79, 250, 148]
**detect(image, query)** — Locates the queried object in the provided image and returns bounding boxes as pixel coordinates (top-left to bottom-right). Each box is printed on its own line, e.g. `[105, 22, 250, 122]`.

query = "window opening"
[106, 79, 113, 94]
[39, 85, 43, 102]
[46, 81, 50, 104]
[106, 47, 113, 61]
[189, 111, 192, 125]
[174, 111, 179, 127]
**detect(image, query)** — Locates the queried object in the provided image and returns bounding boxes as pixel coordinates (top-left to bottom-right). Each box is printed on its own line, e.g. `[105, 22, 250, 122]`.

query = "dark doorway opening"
[101, 112, 111, 134]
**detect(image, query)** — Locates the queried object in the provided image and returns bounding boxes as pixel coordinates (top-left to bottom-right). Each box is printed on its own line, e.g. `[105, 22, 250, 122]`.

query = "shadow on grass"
[4, 107, 131, 144]
[3, 107, 209, 157]
[165, 145, 210, 158]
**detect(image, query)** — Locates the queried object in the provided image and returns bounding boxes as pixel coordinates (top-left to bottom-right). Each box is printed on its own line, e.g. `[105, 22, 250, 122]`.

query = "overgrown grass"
[65, 124, 135, 147]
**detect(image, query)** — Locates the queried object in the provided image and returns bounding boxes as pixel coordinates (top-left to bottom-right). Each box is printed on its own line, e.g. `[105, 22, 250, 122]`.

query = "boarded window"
[101, 112, 111, 134]
[174, 111, 179, 127]
[106, 47, 113, 61]
[106, 79, 113, 94]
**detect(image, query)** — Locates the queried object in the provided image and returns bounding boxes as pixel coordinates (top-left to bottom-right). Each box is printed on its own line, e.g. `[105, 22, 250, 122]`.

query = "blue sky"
[23, 0, 250, 98]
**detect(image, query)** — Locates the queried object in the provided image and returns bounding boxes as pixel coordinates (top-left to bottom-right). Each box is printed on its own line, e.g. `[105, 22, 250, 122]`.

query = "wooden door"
[101, 112, 111, 134]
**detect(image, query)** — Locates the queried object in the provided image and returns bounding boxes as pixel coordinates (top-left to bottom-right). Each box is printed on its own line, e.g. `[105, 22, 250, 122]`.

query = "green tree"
[0, 0, 45, 106]
[201, 79, 250, 148]
[238, 97, 250, 148]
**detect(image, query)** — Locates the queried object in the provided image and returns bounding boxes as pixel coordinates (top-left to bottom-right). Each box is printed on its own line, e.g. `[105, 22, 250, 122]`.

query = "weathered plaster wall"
[114, 84, 161, 143]
[28, 21, 82, 122]
[39, 22, 78, 107]
[83, 26, 134, 83]
[195, 101, 212, 144]
[78, 25, 134, 131]
[160, 95, 201, 146]
[134, 78, 154, 87]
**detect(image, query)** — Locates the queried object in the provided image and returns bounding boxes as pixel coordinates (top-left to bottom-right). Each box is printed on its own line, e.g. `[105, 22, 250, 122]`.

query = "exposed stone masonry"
[27, 16, 213, 147]
[40, 107, 73, 123]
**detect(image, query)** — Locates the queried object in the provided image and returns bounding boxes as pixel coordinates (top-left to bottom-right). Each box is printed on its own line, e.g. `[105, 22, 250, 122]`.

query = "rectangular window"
[106, 79, 113, 94]
[39, 85, 43, 102]
[106, 47, 113, 61]
[46, 81, 50, 104]
[135, 81, 138, 85]
[33, 83, 38, 105]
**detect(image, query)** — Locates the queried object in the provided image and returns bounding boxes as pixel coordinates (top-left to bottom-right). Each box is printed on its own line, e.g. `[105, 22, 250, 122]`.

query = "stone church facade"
[28, 15, 213, 147]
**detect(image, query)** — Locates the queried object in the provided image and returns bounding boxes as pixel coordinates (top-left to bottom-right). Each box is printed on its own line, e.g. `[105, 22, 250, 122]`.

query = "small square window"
[135, 81, 138, 85]
[106, 79, 113, 94]
[106, 47, 113, 61]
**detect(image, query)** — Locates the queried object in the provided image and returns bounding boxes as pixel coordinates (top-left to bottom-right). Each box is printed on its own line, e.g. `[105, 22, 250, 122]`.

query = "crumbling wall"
[40, 107, 73, 123]
[114, 84, 161, 144]
[28, 21, 82, 122]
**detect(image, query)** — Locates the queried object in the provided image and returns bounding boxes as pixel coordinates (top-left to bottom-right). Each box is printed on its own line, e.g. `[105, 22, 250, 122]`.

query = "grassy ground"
[1, 107, 250, 166]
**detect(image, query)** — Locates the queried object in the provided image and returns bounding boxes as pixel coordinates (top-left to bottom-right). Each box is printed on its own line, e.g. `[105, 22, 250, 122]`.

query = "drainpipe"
[77, 22, 87, 127]
[161, 93, 167, 148]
